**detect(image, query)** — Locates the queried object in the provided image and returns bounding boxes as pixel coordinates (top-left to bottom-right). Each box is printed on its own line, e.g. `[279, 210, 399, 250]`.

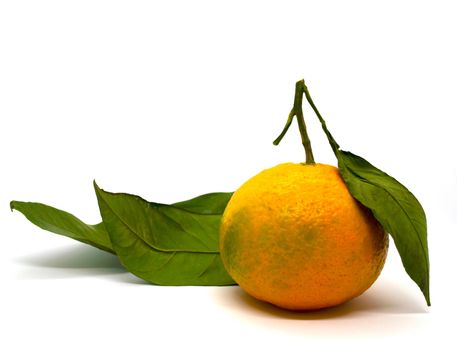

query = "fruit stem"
[273, 80, 315, 165]
[295, 81, 316, 164]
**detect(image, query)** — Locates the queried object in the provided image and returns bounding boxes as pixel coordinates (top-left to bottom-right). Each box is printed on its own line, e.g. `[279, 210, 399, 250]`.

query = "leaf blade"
[172, 192, 233, 214]
[10, 201, 113, 253]
[94, 183, 235, 286]
[337, 151, 430, 305]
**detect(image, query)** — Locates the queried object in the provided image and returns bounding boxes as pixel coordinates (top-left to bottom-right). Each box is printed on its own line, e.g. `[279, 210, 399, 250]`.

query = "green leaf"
[10, 201, 113, 253]
[336, 151, 430, 306]
[10, 193, 233, 254]
[173, 192, 233, 214]
[11, 189, 235, 286]
[94, 182, 235, 286]
[302, 82, 430, 306]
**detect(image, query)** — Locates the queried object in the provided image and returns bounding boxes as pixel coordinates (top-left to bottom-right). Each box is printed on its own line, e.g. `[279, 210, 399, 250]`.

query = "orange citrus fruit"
[220, 163, 388, 310]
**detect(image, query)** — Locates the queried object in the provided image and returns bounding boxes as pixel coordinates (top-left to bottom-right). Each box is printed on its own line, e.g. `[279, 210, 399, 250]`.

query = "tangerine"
[220, 163, 388, 310]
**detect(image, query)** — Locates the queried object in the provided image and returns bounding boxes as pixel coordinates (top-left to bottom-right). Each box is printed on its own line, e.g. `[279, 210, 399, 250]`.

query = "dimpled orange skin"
[220, 163, 389, 310]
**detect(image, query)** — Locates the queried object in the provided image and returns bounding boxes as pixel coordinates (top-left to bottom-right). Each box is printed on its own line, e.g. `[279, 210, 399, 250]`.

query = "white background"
[1, 1, 456, 348]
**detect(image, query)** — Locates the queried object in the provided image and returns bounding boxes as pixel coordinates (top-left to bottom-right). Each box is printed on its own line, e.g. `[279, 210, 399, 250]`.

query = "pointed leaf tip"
[93, 180, 99, 191]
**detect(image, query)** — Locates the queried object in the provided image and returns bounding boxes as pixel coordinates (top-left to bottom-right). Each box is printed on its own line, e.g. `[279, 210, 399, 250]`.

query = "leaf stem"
[302, 82, 340, 154]
[272, 109, 294, 146]
[273, 80, 315, 164]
